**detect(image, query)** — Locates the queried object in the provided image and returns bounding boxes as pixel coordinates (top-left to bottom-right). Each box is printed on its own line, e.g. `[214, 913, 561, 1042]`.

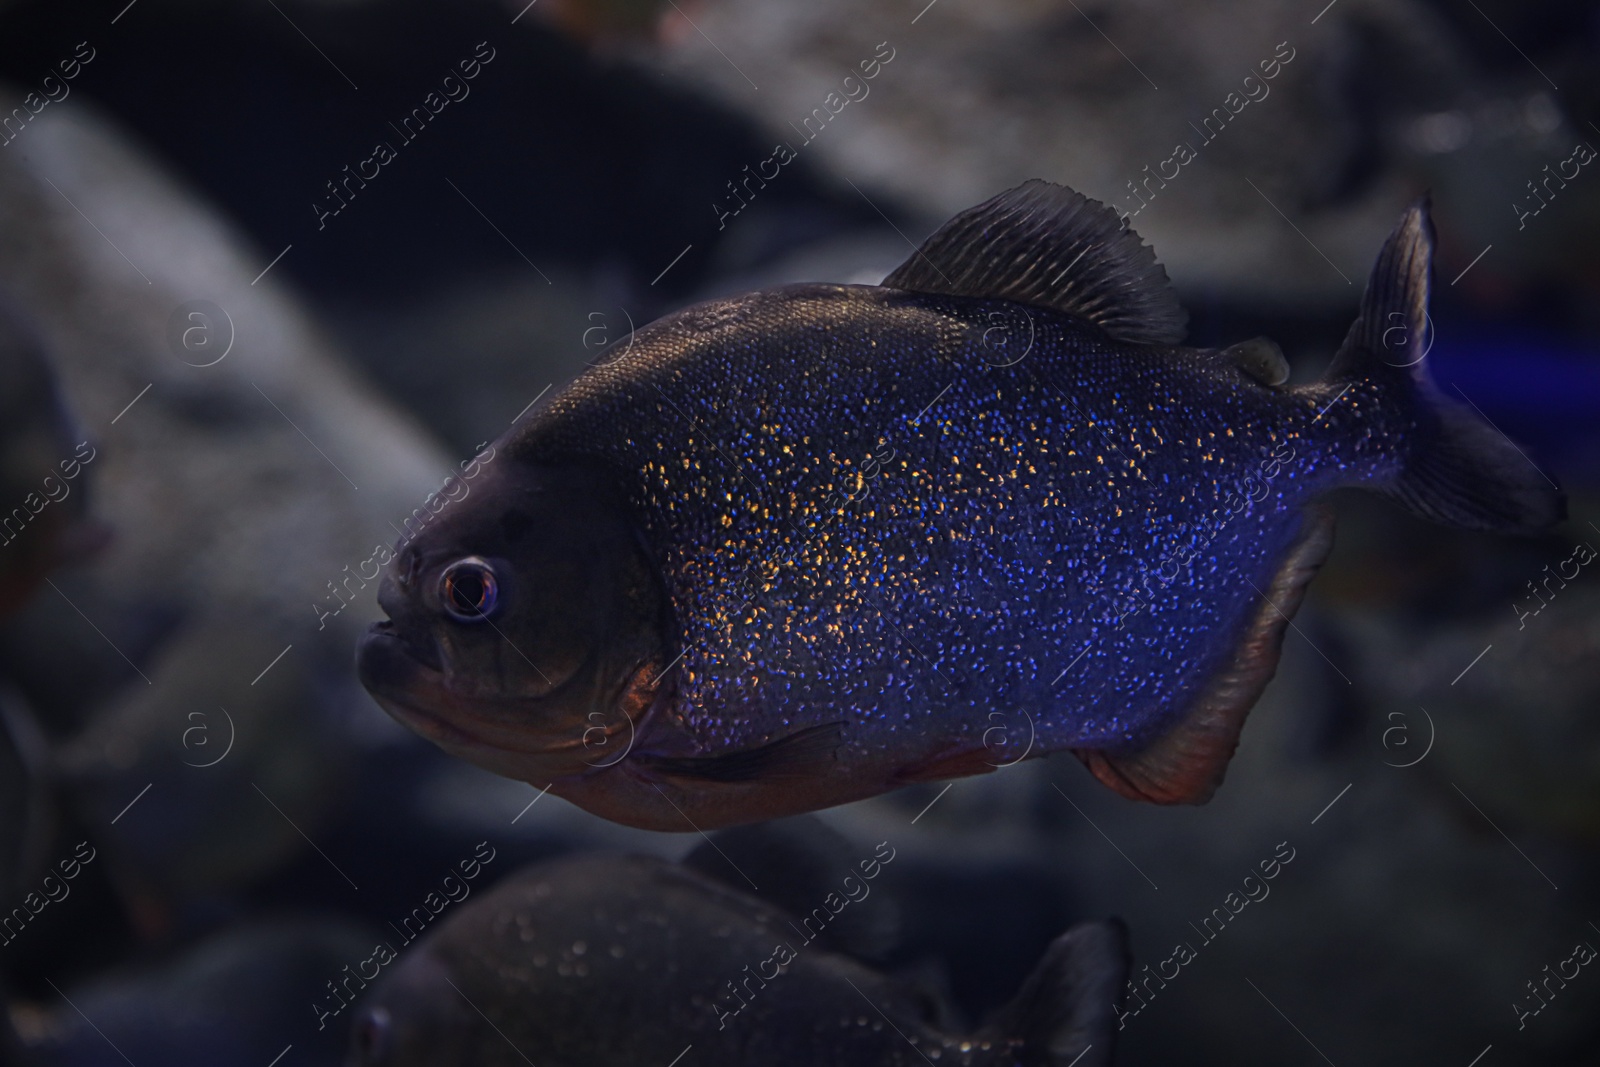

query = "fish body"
[521, 284, 1359, 746]
[346, 845, 1127, 1067]
[359, 181, 1563, 830]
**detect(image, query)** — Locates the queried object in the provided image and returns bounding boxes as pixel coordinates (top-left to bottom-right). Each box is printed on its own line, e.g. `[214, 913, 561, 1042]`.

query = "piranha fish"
[358, 180, 1564, 830]
[345, 832, 1129, 1066]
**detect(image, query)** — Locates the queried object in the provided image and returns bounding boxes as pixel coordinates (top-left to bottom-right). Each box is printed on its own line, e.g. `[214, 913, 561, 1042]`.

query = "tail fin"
[981, 919, 1129, 1067]
[1327, 197, 1565, 533]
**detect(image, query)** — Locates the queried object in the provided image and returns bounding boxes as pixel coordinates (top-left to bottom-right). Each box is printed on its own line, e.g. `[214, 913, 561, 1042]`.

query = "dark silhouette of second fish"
[345, 824, 1129, 1066]
[358, 180, 1563, 830]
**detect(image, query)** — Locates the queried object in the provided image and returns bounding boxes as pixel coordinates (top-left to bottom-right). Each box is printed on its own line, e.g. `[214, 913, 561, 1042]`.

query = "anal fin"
[639, 722, 844, 783]
[1073, 504, 1336, 804]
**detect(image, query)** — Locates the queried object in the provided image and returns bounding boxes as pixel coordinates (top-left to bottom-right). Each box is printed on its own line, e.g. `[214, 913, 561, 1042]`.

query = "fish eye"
[354, 1007, 392, 1063]
[440, 556, 500, 622]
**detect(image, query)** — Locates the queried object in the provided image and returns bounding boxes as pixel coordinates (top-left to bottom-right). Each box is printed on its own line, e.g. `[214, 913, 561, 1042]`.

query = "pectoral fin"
[1072, 504, 1336, 804]
[638, 722, 844, 783]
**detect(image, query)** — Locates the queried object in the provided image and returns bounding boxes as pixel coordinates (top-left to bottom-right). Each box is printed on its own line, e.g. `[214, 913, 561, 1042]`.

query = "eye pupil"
[440, 557, 499, 621]
[451, 572, 485, 610]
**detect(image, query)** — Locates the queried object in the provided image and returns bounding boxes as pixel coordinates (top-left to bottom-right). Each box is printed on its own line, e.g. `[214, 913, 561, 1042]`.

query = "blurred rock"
[328, 270, 601, 458]
[0, 686, 52, 908]
[0, 83, 452, 736]
[54, 622, 354, 927]
[645, 0, 1600, 312]
[1321, 494, 1600, 844]
[15, 918, 375, 1067]
[0, 80, 487, 958]
[0, 300, 108, 617]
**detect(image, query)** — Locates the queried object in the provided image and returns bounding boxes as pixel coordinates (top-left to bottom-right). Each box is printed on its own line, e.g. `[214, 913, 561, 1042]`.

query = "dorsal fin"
[982, 919, 1130, 1067]
[882, 180, 1188, 345]
[1331, 196, 1432, 372]
[1072, 504, 1336, 804]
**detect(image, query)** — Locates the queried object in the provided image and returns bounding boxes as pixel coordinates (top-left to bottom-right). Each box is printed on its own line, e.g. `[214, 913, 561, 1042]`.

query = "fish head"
[357, 460, 669, 783]
[346, 951, 475, 1065]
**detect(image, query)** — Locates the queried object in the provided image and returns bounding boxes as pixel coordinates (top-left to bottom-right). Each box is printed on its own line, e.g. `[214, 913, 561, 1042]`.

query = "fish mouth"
[356, 624, 472, 743]
[356, 621, 603, 779]
[368, 618, 443, 670]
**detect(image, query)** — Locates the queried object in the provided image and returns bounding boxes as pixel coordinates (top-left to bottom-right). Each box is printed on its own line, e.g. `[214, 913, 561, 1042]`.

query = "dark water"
[0, 1, 1596, 1064]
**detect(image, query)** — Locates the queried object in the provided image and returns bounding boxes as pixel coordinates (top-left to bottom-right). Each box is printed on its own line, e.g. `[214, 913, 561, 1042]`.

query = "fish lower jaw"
[368, 690, 483, 750]
[364, 678, 600, 782]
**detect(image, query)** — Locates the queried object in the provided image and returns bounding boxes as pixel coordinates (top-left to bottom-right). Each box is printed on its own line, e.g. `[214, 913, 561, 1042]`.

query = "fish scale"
[514, 285, 1373, 755]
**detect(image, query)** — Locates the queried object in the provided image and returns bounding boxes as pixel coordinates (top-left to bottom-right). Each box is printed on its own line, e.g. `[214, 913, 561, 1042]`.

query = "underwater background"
[0, 0, 1596, 1063]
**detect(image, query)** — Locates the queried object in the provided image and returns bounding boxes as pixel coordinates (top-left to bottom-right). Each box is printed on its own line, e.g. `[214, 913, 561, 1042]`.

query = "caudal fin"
[1327, 197, 1565, 534]
[982, 919, 1129, 1067]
